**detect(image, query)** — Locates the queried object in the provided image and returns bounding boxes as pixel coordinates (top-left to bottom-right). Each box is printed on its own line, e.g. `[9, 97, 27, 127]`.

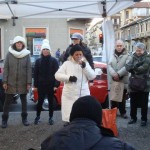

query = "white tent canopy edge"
[0, 0, 138, 19]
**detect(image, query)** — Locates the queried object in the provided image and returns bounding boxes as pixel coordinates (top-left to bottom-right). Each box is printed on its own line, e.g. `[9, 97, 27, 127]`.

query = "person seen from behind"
[126, 42, 150, 126]
[33, 39, 59, 125]
[55, 48, 61, 65]
[2, 36, 32, 128]
[59, 51, 65, 65]
[108, 40, 131, 119]
[63, 32, 94, 69]
[41, 95, 137, 150]
[55, 44, 96, 125]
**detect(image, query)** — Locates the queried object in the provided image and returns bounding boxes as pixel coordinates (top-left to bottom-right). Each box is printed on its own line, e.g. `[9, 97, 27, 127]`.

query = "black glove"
[81, 61, 86, 68]
[128, 69, 135, 74]
[69, 76, 77, 82]
[134, 62, 143, 68]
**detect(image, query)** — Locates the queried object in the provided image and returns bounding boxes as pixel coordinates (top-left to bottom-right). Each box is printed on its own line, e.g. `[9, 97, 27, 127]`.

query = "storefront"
[25, 28, 47, 55]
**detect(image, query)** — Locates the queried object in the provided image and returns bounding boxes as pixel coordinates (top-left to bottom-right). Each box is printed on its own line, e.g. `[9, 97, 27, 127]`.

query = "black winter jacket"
[64, 44, 94, 69]
[34, 55, 59, 92]
[41, 119, 136, 150]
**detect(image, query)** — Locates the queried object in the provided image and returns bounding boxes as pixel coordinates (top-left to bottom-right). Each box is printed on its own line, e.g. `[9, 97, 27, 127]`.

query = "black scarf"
[115, 48, 125, 57]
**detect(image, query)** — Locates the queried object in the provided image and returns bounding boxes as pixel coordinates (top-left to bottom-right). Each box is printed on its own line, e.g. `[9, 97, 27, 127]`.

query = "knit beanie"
[70, 96, 102, 125]
[13, 36, 26, 46]
[41, 39, 51, 51]
[70, 44, 83, 56]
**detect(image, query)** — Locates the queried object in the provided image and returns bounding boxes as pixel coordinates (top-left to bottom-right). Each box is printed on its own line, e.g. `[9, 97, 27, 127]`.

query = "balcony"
[145, 31, 150, 37]
[130, 34, 136, 39]
[136, 33, 140, 38]
[124, 36, 131, 41]
[140, 32, 145, 37]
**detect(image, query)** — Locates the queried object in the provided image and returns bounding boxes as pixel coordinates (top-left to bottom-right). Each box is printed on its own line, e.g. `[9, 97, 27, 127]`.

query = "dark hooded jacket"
[64, 43, 94, 69]
[41, 119, 136, 150]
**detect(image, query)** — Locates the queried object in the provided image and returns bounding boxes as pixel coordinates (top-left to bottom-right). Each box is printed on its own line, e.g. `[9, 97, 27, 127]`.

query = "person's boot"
[2, 114, 8, 128]
[49, 117, 54, 125]
[21, 113, 29, 126]
[34, 116, 40, 125]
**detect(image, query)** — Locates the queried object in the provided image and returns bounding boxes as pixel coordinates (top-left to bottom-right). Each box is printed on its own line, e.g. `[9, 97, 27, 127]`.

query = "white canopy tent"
[0, 0, 140, 19]
[0, 0, 141, 107]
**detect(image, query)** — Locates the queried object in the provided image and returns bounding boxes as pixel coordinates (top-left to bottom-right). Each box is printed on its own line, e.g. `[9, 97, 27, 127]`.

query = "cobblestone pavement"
[0, 108, 150, 150]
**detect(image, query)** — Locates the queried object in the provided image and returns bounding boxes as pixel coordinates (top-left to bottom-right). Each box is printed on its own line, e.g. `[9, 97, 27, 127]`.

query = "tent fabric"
[102, 20, 115, 63]
[0, 0, 135, 19]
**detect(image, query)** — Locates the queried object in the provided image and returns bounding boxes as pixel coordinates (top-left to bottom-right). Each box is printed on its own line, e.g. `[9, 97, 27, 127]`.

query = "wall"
[0, 18, 86, 58]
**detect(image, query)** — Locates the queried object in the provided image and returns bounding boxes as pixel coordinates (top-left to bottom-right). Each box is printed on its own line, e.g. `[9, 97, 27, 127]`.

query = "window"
[145, 22, 148, 31]
[25, 28, 46, 55]
[125, 11, 129, 19]
[140, 24, 143, 32]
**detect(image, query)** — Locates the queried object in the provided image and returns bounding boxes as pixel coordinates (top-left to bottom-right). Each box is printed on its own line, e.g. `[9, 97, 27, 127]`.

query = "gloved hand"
[134, 62, 143, 68]
[69, 76, 77, 82]
[128, 69, 135, 74]
[81, 61, 86, 68]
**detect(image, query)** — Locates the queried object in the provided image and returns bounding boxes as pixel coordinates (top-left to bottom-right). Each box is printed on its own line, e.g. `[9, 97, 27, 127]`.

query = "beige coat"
[108, 50, 131, 89]
[3, 52, 32, 94]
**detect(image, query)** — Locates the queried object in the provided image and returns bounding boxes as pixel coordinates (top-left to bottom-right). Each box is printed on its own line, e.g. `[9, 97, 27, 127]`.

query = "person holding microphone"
[55, 44, 96, 125]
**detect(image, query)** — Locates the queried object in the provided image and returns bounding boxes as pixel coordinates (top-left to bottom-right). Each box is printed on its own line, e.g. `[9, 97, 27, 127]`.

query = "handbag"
[110, 81, 124, 102]
[129, 76, 147, 91]
[102, 108, 118, 137]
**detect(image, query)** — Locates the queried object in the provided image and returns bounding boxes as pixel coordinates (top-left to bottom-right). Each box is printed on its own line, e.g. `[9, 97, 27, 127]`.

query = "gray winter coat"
[108, 50, 131, 89]
[3, 52, 32, 94]
[126, 52, 150, 92]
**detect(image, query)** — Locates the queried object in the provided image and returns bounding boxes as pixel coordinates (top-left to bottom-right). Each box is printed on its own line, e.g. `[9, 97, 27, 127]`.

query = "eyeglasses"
[43, 49, 49, 51]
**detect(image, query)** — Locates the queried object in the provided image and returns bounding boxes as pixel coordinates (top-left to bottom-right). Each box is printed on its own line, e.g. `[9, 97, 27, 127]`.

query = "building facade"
[120, 2, 150, 52]
[0, 18, 88, 59]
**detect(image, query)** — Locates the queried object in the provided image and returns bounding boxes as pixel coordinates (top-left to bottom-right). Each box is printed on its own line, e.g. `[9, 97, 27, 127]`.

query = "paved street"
[0, 107, 150, 150]
[1, 93, 150, 150]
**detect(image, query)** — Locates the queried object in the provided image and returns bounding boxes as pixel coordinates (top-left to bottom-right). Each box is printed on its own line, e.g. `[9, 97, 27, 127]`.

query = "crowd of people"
[1, 32, 149, 149]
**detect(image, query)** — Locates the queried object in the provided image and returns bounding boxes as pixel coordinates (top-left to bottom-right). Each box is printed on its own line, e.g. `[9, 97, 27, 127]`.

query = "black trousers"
[111, 90, 127, 115]
[129, 92, 149, 121]
[3, 94, 27, 116]
[36, 90, 54, 118]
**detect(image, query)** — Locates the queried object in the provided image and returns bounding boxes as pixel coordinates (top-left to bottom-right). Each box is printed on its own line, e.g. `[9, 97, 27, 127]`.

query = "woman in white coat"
[55, 44, 96, 123]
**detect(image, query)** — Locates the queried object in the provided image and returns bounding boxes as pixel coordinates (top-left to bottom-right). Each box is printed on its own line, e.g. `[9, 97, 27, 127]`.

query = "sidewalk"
[0, 108, 150, 150]
[117, 107, 150, 150]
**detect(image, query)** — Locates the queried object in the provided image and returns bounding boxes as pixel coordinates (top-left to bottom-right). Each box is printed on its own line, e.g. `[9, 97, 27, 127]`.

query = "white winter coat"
[55, 58, 96, 122]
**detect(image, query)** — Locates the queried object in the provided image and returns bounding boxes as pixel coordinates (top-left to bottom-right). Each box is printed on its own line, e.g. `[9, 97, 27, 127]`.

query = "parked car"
[93, 55, 103, 63]
[0, 59, 19, 111]
[31, 62, 108, 110]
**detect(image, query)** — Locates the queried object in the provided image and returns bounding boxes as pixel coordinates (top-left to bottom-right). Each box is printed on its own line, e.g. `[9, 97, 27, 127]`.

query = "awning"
[0, 0, 139, 19]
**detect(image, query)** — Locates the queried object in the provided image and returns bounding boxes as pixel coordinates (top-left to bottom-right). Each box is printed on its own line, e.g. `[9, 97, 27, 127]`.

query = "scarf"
[115, 48, 125, 57]
[9, 46, 30, 58]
